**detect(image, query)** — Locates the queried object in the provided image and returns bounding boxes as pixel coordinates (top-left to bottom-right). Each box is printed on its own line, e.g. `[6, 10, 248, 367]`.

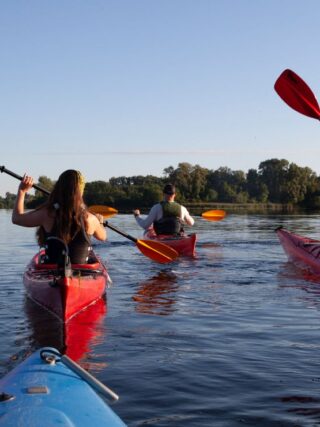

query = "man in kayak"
[133, 183, 194, 235]
[12, 170, 107, 264]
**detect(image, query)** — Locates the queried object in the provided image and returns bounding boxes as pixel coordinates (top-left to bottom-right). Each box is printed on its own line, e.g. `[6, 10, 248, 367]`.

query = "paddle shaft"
[61, 354, 119, 402]
[0, 165, 50, 195]
[103, 221, 137, 243]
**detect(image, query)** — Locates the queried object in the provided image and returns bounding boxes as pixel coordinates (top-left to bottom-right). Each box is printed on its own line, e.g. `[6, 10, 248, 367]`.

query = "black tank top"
[43, 217, 92, 264]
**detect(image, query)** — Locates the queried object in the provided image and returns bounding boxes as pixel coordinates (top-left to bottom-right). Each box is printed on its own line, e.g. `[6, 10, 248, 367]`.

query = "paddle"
[201, 209, 226, 221]
[86, 209, 177, 262]
[88, 205, 118, 219]
[103, 221, 179, 263]
[0, 165, 51, 195]
[40, 347, 119, 402]
[0, 166, 118, 219]
[1, 165, 178, 263]
[274, 69, 320, 120]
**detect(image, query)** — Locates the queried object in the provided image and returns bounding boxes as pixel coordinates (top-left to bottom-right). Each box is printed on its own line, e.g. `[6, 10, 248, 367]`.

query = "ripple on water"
[2, 212, 320, 425]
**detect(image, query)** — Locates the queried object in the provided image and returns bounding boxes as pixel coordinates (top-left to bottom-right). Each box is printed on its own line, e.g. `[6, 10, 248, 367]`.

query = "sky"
[1, 0, 320, 196]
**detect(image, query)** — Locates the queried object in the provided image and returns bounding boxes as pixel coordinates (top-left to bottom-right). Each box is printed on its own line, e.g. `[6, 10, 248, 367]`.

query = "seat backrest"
[44, 237, 69, 267]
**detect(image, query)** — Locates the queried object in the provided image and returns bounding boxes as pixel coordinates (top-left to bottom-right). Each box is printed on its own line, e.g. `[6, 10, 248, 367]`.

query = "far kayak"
[276, 226, 320, 274]
[144, 228, 197, 257]
[0, 347, 126, 427]
[23, 249, 110, 322]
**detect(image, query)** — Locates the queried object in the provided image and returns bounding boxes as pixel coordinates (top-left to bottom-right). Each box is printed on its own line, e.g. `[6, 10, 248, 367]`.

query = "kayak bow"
[0, 347, 126, 426]
[276, 226, 320, 274]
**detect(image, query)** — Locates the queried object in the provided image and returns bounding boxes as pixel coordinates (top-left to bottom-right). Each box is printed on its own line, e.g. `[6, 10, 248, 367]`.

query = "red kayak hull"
[144, 229, 197, 257]
[23, 252, 108, 322]
[276, 227, 320, 274]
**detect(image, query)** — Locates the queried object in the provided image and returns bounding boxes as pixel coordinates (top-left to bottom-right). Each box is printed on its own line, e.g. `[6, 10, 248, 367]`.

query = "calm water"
[1, 211, 320, 426]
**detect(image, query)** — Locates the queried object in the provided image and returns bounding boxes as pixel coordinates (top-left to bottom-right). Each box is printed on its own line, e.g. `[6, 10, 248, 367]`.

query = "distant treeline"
[1, 159, 320, 212]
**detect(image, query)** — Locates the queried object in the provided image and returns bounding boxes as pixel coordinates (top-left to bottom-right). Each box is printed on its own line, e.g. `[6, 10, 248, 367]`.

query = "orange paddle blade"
[201, 209, 226, 221]
[137, 240, 179, 264]
[88, 205, 118, 219]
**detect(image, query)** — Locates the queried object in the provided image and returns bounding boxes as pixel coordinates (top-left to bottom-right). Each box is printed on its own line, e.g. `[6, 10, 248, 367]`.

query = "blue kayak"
[0, 348, 127, 427]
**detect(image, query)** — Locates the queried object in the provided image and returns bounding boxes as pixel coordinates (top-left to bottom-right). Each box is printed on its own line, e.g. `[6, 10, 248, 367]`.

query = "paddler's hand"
[133, 209, 140, 217]
[95, 214, 104, 224]
[19, 174, 34, 193]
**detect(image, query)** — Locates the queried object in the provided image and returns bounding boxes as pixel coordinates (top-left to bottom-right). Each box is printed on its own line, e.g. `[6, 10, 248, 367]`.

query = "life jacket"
[42, 216, 92, 264]
[153, 201, 183, 235]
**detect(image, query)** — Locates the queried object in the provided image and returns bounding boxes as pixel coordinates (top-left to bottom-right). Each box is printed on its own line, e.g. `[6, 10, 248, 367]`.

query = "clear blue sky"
[1, 0, 320, 196]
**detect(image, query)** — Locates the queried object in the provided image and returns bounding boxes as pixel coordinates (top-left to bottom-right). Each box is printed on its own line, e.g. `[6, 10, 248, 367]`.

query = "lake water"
[1, 210, 320, 426]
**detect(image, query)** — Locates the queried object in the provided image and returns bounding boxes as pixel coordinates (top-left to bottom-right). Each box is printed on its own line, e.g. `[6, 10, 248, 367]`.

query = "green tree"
[247, 169, 269, 202]
[207, 167, 247, 202]
[141, 184, 163, 206]
[163, 166, 175, 178]
[283, 164, 318, 204]
[35, 176, 55, 197]
[190, 165, 209, 201]
[84, 181, 114, 206]
[258, 159, 289, 202]
[168, 162, 194, 201]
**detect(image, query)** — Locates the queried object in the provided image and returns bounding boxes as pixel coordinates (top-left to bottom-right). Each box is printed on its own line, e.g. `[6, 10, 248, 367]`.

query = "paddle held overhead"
[0, 165, 50, 195]
[274, 69, 320, 120]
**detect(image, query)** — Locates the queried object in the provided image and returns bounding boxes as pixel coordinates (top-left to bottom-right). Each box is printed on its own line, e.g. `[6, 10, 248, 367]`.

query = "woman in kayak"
[133, 183, 194, 235]
[12, 170, 106, 264]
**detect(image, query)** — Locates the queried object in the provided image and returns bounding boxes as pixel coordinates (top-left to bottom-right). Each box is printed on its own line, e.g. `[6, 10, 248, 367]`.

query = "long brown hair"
[37, 170, 87, 245]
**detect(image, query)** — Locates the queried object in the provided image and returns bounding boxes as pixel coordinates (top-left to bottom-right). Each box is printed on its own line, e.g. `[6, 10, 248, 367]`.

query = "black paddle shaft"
[0, 166, 50, 195]
[103, 221, 137, 243]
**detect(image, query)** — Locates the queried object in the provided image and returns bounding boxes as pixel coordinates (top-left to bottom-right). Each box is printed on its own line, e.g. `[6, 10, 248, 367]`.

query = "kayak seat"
[36, 261, 102, 271]
[40, 237, 70, 267]
[36, 248, 101, 271]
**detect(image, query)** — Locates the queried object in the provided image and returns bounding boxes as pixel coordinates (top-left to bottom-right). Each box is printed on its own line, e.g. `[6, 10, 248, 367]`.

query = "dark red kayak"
[23, 250, 109, 322]
[276, 227, 320, 274]
[144, 228, 197, 257]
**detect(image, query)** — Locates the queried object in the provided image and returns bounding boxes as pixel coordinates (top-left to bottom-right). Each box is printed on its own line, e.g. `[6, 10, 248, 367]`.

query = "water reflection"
[24, 296, 107, 363]
[278, 261, 320, 286]
[199, 242, 221, 249]
[277, 262, 320, 314]
[132, 271, 178, 316]
[280, 395, 320, 420]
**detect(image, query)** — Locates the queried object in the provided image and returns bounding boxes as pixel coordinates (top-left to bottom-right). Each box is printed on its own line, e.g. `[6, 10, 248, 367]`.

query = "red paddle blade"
[274, 69, 320, 120]
[137, 240, 179, 264]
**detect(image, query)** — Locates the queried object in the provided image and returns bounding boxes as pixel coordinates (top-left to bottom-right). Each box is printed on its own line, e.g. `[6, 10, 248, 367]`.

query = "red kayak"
[276, 227, 320, 274]
[144, 229, 197, 257]
[23, 250, 109, 322]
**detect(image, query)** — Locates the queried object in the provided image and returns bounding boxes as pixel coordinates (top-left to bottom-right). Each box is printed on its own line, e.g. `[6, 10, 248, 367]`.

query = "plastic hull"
[0, 348, 126, 427]
[23, 252, 108, 322]
[276, 227, 320, 274]
[144, 229, 197, 257]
